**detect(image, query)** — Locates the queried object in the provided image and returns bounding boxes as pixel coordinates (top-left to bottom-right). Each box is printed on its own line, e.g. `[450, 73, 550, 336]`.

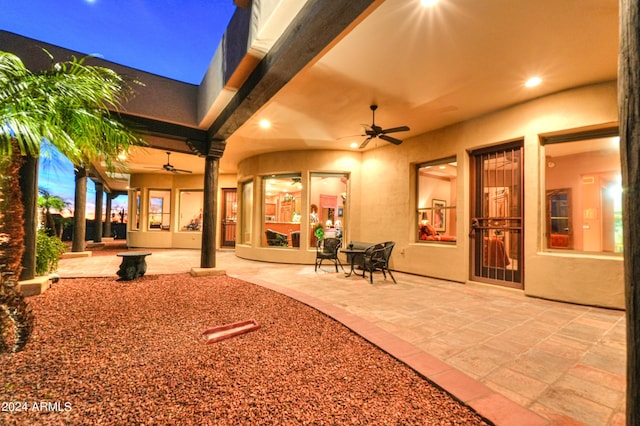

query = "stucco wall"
[236, 150, 362, 264]
[127, 172, 237, 250]
[234, 82, 623, 308]
[357, 81, 622, 308]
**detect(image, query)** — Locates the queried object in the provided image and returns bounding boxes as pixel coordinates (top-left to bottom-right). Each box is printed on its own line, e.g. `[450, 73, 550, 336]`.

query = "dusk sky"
[1, 0, 237, 218]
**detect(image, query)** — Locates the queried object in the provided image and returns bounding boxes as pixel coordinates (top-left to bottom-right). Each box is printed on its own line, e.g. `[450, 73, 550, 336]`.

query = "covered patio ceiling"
[81, 0, 620, 190]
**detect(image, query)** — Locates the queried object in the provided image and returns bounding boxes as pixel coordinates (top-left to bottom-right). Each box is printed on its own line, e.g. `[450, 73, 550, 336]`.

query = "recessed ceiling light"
[421, 0, 438, 6]
[259, 119, 271, 129]
[525, 76, 542, 87]
[350, 142, 359, 149]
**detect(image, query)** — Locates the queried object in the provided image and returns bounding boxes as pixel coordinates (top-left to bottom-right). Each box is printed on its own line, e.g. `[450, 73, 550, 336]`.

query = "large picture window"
[543, 130, 622, 253]
[416, 157, 457, 243]
[130, 189, 141, 230]
[148, 189, 171, 231]
[241, 180, 253, 244]
[179, 190, 203, 231]
[263, 174, 302, 247]
[309, 172, 348, 248]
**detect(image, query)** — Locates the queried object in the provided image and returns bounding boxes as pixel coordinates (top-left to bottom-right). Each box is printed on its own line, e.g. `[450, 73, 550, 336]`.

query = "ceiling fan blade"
[381, 126, 410, 134]
[173, 168, 192, 174]
[379, 134, 403, 145]
[359, 137, 373, 149]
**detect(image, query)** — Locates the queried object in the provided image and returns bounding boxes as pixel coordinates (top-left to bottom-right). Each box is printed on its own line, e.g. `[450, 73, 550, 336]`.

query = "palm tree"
[0, 50, 143, 352]
[38, 188, 69, 237]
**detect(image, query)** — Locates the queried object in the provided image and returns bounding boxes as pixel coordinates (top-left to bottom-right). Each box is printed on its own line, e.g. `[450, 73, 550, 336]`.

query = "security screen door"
[221, 188, 237, 247]
[470, 142, 523, 289]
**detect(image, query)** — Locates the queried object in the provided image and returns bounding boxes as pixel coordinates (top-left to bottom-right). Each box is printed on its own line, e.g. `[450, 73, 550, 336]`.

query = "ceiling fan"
[146, 151, 192, 174]
[359, 104, 410, 149]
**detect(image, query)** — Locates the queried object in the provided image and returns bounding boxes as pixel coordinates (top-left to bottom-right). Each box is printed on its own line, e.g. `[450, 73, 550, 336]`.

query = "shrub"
[35, 229, 66, 275]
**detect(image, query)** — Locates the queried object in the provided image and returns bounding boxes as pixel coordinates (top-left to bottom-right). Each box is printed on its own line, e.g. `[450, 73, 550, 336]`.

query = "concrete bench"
[116, 252, 152, 280]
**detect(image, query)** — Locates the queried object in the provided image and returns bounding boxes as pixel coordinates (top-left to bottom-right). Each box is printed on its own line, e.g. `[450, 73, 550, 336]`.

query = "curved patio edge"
[232, 273, 550, 426]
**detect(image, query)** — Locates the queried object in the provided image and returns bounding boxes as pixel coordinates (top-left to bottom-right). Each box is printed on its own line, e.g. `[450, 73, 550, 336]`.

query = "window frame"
[541, 127, 622, 255]
[147, 188, 171, 232]
[416, 156, 458, 244]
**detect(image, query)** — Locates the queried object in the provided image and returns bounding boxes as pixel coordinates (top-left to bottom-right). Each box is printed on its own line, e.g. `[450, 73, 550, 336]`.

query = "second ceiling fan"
[146, 152, 192, 174]
[359, 104, 410, 149]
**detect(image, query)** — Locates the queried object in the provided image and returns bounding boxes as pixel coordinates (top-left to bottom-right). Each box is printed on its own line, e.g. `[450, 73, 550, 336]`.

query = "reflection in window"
[544, 133, 622, 253]
[416, 157, 457, 243]
[263, 174, 301, 248]
[309, 173, 348, 248]
[241, 180, 253, 244]
[148, 189, 171, 231]
[179, 190, 203, 231]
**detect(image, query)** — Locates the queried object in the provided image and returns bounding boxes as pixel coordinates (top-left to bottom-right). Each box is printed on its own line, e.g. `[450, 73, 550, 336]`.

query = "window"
[130, 189, 141, 230]
[543, 130, 622, 253]
[416, 157, 457, 243]
[241, 180, 253, 244]
[179, 190, 203, 231]
[309, 172, 348, 248]
[262, 173, 302, 247]
[148, 189, 171, 231]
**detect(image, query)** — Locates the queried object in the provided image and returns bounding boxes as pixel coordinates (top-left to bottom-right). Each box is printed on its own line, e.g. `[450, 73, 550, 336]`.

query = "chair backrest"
[266, 229, 287, 246]
[320, 237, 341, 254]
[381, 241, 395, 264]
[365, 241, 395, 265]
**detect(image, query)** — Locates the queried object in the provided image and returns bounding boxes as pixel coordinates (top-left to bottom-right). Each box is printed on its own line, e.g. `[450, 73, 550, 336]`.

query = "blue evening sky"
[1, 0, 237, 217]
[1, 0, 237, 84]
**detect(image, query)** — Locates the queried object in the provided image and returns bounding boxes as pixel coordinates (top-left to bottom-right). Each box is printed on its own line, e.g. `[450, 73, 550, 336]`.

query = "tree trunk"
[19, 155, 38, 281]
[619, 1, 640, 424]
[72, 167, 88, 252]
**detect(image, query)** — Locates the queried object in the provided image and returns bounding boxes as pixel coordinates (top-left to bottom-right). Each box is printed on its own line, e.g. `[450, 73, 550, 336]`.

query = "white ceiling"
[121, 0, 618, 181]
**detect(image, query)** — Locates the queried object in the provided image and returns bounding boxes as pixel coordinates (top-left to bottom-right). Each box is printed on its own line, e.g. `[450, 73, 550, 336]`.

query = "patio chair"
[315, 237, 344, 272]
[265, 229, 288, 246]
[362, 241, 397, 284]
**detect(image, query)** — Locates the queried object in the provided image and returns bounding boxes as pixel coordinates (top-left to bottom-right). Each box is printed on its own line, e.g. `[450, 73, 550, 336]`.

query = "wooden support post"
[619, 1, 640, 423]
[72, 167, 87, 253]
[200, 154, 219, 269]
[93, 182, 103, 243]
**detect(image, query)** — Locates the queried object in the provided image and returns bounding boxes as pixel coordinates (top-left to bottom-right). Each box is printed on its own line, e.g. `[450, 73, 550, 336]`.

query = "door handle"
[469, 218, 480, 237]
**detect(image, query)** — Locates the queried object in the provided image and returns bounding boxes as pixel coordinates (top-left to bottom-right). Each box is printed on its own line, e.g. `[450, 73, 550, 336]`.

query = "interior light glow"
[421, 0, 438, 6]
[350, 142, 359, 149]
[259, 119, 271, 129]
[525, 76, 542, 87]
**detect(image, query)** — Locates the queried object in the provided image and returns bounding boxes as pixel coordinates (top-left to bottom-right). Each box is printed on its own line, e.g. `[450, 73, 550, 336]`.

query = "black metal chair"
[315, 237, 344, 272]
[362, 241, 397, 284]
[265, 229, 288, 246]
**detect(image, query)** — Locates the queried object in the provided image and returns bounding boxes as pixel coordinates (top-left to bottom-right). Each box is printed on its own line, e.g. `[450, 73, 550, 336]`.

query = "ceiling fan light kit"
[359, 104, 410, 149]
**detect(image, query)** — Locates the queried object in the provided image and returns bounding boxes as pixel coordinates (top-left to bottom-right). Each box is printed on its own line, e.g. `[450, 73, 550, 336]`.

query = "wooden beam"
[207, 0, 378, 151]
[119, 113, 209, 156]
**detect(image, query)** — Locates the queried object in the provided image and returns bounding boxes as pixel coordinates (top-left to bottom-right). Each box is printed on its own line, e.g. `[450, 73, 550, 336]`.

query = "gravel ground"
[1, 273, 489, 425]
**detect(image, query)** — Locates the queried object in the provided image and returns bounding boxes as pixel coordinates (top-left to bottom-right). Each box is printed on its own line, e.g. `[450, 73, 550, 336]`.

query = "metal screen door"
[221, 188, 237, 248]
[470, 142, 523, 288]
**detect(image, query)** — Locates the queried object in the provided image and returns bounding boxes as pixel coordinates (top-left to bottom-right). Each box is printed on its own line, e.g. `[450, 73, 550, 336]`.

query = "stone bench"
[116, 252, 152, 280]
